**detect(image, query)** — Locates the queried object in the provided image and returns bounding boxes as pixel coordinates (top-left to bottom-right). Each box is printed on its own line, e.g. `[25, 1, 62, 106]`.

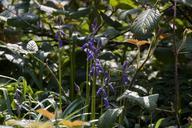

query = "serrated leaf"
[98, 107, 123, 128]
[131, 8, 160, 35]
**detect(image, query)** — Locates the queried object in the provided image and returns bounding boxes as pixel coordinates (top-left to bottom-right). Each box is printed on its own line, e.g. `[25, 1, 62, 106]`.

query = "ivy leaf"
[98, 107, 123, 128]
[131, 8, 160, 35]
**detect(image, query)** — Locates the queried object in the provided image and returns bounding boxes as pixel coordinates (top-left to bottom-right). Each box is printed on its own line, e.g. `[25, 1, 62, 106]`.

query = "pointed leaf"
[155, 118, 165, 128]
[100, 11, 122, 29]
[131, 8, 160, 35]
[117, 90, 159, 110]
[98, 107, 123, 128]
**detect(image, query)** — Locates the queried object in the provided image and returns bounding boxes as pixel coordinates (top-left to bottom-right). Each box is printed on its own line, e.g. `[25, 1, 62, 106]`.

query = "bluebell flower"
[55, 30, 65, 48]
[122, 61, 129, 85]
[109, 83, 115, 93]
[91, 19, 99, 33]
[89, 59, 104, 77]
[103, 98, 110, 108]
[97, 87, 107, 97]
[86, 49, 94, 61]
[123, 61, 128, 70]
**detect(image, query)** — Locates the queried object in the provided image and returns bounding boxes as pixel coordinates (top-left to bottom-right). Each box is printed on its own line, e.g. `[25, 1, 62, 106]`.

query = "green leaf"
[110, 0, 138, 9]
[117, 8, 141, 22]
[155, 118, 165, 128]
[7, 13, 39, 28]
[0, 88, 13, 115]
[135, 0, 157, 5]
[69, 7, 90, 19]
[62, 98, 84, 118]
[100, 11, 122, 29]
[176, 0, 192, 7]
[117, 90, 159, 110]
[98, 107, 123, 128]
[131, 8, 160, 35]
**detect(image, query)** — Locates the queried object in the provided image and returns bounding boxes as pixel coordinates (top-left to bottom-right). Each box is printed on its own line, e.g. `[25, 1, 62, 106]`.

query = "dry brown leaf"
[127, 39, 149, 46]
[36, 109, 55, 120]
[59, 120, 89, 128]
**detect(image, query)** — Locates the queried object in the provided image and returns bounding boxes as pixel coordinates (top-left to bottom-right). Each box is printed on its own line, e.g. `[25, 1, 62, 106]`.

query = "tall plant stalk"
[91, 66, 97, 128]
[58, 49, 62, 110]
[85, 60, 90, 121]
[173, 0, 180, 127]
[70, 41, 75, 100]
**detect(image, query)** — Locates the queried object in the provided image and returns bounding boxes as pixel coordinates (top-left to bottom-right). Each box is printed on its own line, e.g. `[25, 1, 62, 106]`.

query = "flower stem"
[58, 49, 62, 110]
[91, 67, 96, 128]
[70, 41, 75, 100]
[85, 60, 90, 121]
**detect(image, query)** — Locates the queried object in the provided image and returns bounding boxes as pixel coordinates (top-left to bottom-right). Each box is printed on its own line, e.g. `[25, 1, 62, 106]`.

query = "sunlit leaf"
[59, 120, 89, 127]
[109, 0, 138, 8]
[36, 109, 55, 120]
[155, 118, 165, 128]
[131, 8, 160, 35]
[117, 90, 159, 110]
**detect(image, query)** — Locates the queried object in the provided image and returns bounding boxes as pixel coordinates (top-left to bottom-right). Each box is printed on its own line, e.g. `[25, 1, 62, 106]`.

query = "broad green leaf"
[131, 8, 160, 35]
[98, 107, 123, 128]
[155, 118, 165, 128]
[110, 0, 138, 8]
[117, 90, 159, 110]
[7, 13, 39, 28]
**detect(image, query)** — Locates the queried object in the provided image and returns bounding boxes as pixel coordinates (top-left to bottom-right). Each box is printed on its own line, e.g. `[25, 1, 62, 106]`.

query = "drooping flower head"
[55, 30, 65, 48]
[91, 18, 99, 34]
[122, 61, 129, 85]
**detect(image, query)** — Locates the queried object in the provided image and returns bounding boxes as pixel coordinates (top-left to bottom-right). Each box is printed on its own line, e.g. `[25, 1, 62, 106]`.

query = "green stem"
[91, 69, 96, 128]
[70, 41, 75, 100]
[173, 0, 180, 127]
[58, 49, 62, 110]
[85, 60, 90, 121]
